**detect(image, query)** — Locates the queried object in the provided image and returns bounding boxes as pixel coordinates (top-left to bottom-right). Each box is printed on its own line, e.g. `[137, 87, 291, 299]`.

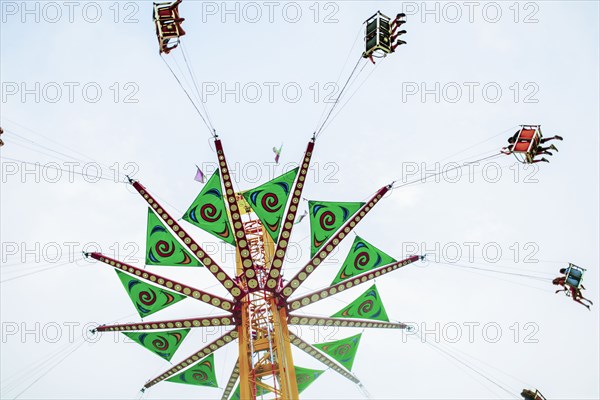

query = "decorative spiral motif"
[335, 343, 352, 356]
[332, 237, 396, 285]
[241, 168, 298, 243]
[319, 211, 336, 231]
[119, 271, 186, 318]
[155, 240, 175, 258]
[170, 355, 217, 386]
[126, 330, 189, 361]
[146, 208, 201, 266]
[261, 192, 280, 213]
[139, 289, 158, 306]
[192, 371, 208, 382]
[357, 299, 374, 316]
[200, 204, 220, 223]
[354, 251, 370, 270]
[152, 336, 169, 351]
[314, 334, 361, 371]
[181, 172, 235, 245]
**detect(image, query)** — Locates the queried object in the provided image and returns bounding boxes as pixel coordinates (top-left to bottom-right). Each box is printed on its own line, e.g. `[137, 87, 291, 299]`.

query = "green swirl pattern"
[295, 366, 324, 393]
[243, 168, 298, 243]
[146, 208, 202, 267]
[331, 236, 396, 285]
[331, 284, 389, 322]
[183, 170, 235, 246]
[115, 270, 186, 318]
[166, 353, 218, 387]
[122, 329, 189, 361]
[309, 200, 364, 257]
[314, 333, 362, 371]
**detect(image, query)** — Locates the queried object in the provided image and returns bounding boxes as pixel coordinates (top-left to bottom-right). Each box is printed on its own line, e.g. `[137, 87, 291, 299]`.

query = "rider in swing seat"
[552, 265, 593, 310]
[502, 126, 563, 164]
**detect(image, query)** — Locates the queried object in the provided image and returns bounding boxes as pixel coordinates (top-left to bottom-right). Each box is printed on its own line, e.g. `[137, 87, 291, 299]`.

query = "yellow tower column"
[236, 252, 255, 400]
[234, 194, 299, 399]
[274, 303, 300, 398]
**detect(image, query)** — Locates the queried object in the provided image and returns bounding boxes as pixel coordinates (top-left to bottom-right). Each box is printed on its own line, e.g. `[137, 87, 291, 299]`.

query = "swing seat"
[157, 20, 186, 39]
[564, 263, 585, 289]
[155, 23, 185, 54]
[363, 12, 393, 58]
[153, 0, 183, 22]
[159, 38, 178, 54]
[521, 389, 547, 400]
[511, 125, 542, 163]
[153, 0, 186, 53]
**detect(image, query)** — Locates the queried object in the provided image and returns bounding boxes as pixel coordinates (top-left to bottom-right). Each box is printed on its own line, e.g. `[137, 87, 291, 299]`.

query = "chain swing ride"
[75, 2, 590, 400]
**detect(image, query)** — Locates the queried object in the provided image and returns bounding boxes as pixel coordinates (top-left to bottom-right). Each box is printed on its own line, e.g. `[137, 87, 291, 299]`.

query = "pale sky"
[1, 1, 599, 399]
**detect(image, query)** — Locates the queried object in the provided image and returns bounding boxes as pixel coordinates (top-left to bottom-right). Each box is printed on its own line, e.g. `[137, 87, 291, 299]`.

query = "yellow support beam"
[275, 304, 299, 399]
[235, 196, 299, 400]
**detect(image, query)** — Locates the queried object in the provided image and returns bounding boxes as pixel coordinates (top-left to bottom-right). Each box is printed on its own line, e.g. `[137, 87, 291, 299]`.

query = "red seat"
[519, 129, 536, 140]
[512, 126, 541, 156]
[158, 9, 174, 18]
[513, 142, 531, 152]
[153, 0, 186, 53]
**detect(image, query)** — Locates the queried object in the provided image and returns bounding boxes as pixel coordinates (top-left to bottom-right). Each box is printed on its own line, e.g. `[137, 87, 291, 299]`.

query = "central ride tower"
[235, 193, 299, 399]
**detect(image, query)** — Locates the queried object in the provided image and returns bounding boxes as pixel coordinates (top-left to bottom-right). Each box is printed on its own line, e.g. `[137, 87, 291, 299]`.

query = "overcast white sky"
[1, 1, 599, 399]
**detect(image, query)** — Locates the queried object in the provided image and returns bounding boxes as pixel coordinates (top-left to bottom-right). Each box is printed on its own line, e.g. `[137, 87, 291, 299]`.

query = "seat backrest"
[513, 142, 531, 152]
[568, 268, 583, 280]
[154, 0, 182, 22]
[518, 128, 537, 140]
[157, 8, 174, 17]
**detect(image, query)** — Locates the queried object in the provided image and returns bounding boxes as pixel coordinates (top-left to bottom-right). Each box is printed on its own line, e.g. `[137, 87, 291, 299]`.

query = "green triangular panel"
[146, 208, 202, 267]
[309, 201, 364, 257]
[243, 168, 298, 243]
[122, 329, 189, 361]
[331, 284, 389, 322]
[314, 333, 362, 371]
[331, 236, 396, 285]
[166, 353, 218, 387]
[182, 170, 235, 246]
[295, 365, 325, 393]
[115, 270, 186, 318]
